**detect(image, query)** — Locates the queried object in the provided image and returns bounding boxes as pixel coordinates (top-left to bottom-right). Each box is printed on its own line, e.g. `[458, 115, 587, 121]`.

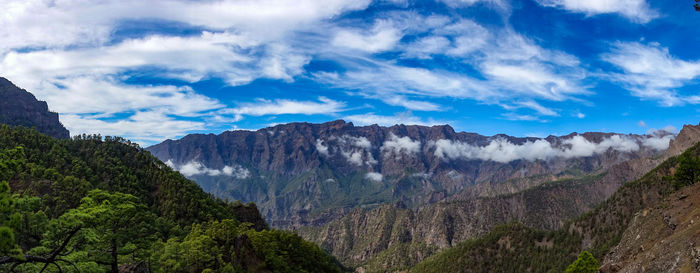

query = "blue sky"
[1, 0, 699, 145]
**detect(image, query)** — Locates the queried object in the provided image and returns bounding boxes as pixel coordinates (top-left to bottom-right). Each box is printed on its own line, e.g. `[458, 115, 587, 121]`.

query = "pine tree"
[564, 251, 600, 273]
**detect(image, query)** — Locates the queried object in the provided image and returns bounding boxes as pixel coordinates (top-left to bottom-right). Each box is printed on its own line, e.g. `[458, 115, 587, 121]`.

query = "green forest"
[0, 125, 342, 273]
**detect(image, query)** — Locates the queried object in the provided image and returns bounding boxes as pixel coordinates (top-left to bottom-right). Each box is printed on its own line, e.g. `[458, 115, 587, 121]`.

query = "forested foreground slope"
[0, 125, 342, 273]
[408, 140, 700, 273]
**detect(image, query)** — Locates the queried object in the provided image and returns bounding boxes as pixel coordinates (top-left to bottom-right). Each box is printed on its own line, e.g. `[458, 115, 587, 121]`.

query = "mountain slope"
[407, 135, 700, 273]
[299, 123, 700, 270]
[599, 181, 700, 272]
[0, 77, 69, 139]
[1, 124, 342, 272]
[147, 120, 670, 229]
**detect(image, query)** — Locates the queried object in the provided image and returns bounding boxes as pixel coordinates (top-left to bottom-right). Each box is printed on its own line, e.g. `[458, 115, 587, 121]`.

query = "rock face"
[297, 123, 700, 269]
[148, 120, 674, 231]
[600, 182, 700, 273]
[0, 77, 69, 139]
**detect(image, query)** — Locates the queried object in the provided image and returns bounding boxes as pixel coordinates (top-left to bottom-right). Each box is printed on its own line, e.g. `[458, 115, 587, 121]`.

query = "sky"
[1, 0, 699, 146]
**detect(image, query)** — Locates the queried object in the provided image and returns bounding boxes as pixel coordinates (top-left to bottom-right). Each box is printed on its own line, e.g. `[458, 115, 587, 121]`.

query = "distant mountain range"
[0, 77, 69, 139]
[298, 123, 700, 270]
[146, 120, 676, 230]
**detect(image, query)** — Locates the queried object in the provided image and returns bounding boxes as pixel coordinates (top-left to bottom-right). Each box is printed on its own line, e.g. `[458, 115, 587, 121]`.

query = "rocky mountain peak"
[0, 77, 70, 139]
[666, 122, 700, 156]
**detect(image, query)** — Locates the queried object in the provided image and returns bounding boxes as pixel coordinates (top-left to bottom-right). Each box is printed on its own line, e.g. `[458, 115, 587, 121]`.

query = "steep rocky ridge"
[0, 77, 69, 139]
[148, 120, 671, 229]
[599, 182, 700, 273]
[298, 123, 700, 270]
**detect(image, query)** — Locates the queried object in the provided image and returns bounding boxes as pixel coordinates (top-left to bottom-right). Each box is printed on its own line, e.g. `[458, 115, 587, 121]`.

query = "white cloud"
[641, 135, 674, 151]
[61, 111, 205, 145]
[506, 100, 559, 117]
[224, 97, 346, 119]
[316, 21, 587, 119]
[0, 0, 372, 53]
[646, 125, 678, 135]
[501, 113, 540, 122]
[313, 63, 495, 102]
[403, 36, 451, 59]
[535, 0, 657, 23]
[383, 96, 443, 111]
[603, 42, 700, 106]
[344, 112, 444, 127]
[433, 134, 664, 163]
[222, 165, 252, 179]
[0, 0, 371, 144]
[381, 133, 422, 156]
[638, 120, 647, 127]
[320, 135, 376, 166]
[437, 0, 508, 10]
[172, 161, 251, 178]
[365, 172, 383, 182]
[0, 75, 223, 145]
[315, 139, 330, 156]
[434, 138, 558, 163]
[576, 112, 585, 119]
[333, 20, 402, 53]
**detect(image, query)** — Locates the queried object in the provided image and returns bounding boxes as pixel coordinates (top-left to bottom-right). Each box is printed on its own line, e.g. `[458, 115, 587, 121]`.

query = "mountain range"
[146, 120, 675, 230]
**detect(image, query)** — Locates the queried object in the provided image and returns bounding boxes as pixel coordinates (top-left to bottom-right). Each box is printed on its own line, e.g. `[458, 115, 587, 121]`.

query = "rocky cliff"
[0, 77, 70, 139]
[147, 120, 674, 230]
[599, 182, 700, 273]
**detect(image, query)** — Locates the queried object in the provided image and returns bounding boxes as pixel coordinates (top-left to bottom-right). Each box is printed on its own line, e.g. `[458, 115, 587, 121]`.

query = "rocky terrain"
[147, 120, 674, 229]
[0, 77, 70, 139]
[298, 123, 700, 270]
[599, 181, 700, 273]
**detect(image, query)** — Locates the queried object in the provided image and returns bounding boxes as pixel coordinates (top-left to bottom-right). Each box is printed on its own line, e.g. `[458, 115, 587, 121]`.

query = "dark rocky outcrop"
[0, 77, 69, 139]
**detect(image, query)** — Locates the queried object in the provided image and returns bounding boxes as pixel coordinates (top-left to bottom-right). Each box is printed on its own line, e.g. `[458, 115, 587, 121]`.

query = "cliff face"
[297, 123, 700, 270]
[0, 77, 70, 139]
[599, 182, 700, 273]
[148, 120, 674, 231]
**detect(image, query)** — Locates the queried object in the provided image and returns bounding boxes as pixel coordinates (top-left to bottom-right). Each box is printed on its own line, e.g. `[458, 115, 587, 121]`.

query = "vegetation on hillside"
[0, 125, 341, 273]
[563, 251, 600, 273]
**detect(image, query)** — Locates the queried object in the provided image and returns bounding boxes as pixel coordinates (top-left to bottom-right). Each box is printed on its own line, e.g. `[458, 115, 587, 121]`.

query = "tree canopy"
[0, 125, 340, 273]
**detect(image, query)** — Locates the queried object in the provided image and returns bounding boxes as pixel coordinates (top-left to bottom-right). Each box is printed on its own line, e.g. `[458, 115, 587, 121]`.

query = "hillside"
[147, 120, 671, 228]
[0, 77, 69, 139]
[407, 134, 700, 273]
[0, 125, 341, 273]
[296, 123, 700, 270]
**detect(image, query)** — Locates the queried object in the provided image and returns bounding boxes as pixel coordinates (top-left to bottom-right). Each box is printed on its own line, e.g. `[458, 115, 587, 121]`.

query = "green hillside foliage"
[0, 125, 341, 273]
[563, 251, 600, 273]
[410, 142, 700, 273]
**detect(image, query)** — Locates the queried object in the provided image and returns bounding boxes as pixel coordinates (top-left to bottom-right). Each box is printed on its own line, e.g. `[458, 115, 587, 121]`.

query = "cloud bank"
[381, 133, 421, 156]
[433, 134, 673, 163]
[166, 160, 251, 179]
[365, 172, 383, 182]
[317, 135, 377, 166]
[535, 0, 657, 23]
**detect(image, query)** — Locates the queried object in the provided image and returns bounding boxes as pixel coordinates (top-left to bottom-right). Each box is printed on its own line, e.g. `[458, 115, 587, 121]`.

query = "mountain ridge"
[0, 77, 70, 139]
[147, 119, 673, 229]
